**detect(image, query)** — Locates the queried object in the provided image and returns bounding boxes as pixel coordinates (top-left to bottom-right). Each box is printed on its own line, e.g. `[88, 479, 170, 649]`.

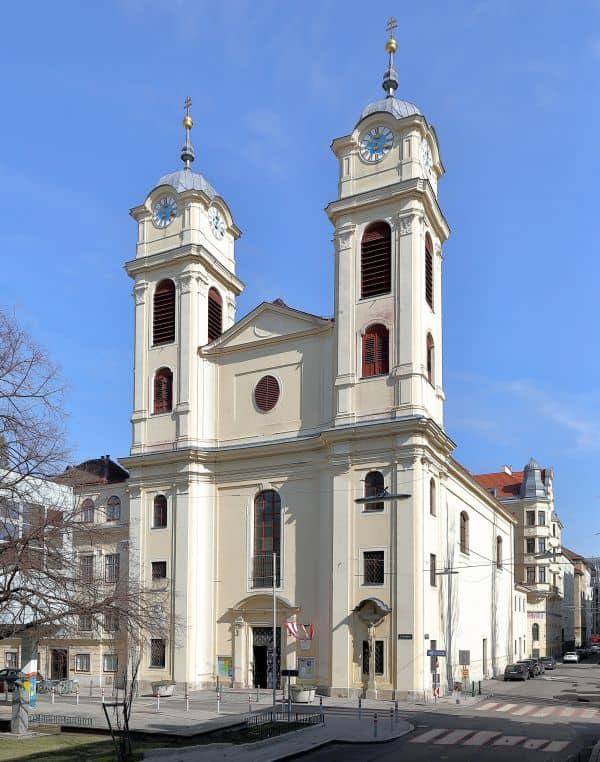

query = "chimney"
[503, 465, 512, 476]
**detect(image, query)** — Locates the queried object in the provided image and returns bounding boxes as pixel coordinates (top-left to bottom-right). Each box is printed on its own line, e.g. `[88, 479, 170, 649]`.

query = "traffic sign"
[427, 649, 447, 657]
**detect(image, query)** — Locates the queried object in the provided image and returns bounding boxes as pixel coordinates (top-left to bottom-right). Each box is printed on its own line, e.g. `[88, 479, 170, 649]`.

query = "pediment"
[204, 300, 331, 352]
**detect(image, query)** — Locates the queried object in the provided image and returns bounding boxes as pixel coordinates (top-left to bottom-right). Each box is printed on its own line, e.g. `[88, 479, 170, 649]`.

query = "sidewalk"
[143, 711, 413, 761]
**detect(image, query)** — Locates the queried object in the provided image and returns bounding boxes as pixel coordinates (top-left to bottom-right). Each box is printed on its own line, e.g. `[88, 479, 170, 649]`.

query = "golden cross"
[184, 96, 192, 117]
[386, 16, 397, 35]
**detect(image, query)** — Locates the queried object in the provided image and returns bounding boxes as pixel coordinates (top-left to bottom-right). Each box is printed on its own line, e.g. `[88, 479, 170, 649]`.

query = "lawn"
[0, 732, 142, 761]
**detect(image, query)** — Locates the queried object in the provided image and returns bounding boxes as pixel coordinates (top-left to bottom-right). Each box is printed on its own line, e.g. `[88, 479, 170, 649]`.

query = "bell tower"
[326, 20, 450, 430]
[126, 99, 244, 454]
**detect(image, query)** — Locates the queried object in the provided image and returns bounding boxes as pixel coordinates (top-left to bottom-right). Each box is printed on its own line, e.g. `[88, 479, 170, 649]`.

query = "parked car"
[517, 659, 539, 677]
[576, 648, 588, 661]
[563, 652, 579, 663]
[504, 663, 528, 681]
[541, 656, 556, 670]
[0, 669, 22, 691]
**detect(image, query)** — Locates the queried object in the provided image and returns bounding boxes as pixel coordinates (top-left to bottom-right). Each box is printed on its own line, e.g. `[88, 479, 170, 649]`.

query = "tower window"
[429, 478, 436, 516]
[252, 490, 281, 587]
[361, 221, 391, 298]
[153, 280, 176, 345]
[426, 333, 435, 385]
[425, 234, 434, 310]
[207, 287, 223, 342]
[153, 367, 173, 414]
[364, 471, 385, 512]
[254, 375, 280, 412]
[496, 536, 503, 569]
[153, 495, 167, 528]
[362, 324, 389, 378]
[460, 511, 469, 554]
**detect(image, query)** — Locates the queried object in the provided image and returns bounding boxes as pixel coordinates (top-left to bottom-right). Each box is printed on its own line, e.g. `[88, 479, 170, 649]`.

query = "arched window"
[107, 496, 121, 522]
[426, 333, 435, 385]
[253, 490, 281, 588]
[425, 234, 434, 310]
[361, 221, 391, 298]
[532, 623, 539, 641]
[207, 287, 223, 342]
[429, 478, 436, 516]
[460, 511, 469, 554]
[364, 471, 385, 512]
[80, 499, 94, 523]
[153, 280, 176, 345]
[153, 495, 167, 528]
[362, 324, 389, 378]
[154, 367, 173, 414]
[496, 536, 503, 568]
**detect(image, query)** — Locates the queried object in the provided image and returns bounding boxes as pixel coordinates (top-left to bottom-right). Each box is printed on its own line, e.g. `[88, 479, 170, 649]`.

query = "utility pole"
[272, 551, 277, 708]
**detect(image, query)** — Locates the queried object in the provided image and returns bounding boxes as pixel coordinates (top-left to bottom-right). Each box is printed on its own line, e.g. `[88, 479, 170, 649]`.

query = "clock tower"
[326, 20, 450, 429]
[126, 100, 243, 455]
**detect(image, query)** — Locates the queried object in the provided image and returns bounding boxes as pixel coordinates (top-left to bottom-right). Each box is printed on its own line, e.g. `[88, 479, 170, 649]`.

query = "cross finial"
[383, 17, 399, 97]
[386, 16, 397, 36]
[181, 95, 195, 169]
[184, 96, 192, 118]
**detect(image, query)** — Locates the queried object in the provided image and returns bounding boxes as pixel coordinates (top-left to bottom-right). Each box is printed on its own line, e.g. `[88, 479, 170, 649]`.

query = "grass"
[0, 733, 125, 761]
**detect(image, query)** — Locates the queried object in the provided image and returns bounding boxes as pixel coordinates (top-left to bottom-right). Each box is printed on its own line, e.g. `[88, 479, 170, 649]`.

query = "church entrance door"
[252, 627, 280, 689]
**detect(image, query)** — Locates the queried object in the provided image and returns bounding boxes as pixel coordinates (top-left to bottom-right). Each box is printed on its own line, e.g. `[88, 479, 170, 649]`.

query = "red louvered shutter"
[361, 222, 391, 298]
[254, 375, 280, 412]
[153, 280, 176, 345]
[425, 235, 434, 310]
[154, 367, 173, 414]
[207, 287, 223, 342]
[362, 324, 389, 377]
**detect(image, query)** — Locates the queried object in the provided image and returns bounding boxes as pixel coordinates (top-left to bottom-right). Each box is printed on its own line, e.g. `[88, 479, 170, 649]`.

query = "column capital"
[133, 280, 149, 305]
[334, 224, 356, 251]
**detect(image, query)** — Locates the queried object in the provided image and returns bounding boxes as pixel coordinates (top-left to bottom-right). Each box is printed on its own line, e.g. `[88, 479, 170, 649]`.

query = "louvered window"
[207, 287, 223, 342]
[254, 375, 280, 412]
[364, 471, 384, 512]
[361, 221, 391, 298]
[153, 280, 175, 345]
[425, 234, 434, 310]
[154, 367, 173, 414]
[426, 333, 435, 385]
[362, 324, 389, 378]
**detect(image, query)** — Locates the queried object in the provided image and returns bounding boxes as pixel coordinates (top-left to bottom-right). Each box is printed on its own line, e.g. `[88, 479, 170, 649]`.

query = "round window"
[254, 375, 280, 412]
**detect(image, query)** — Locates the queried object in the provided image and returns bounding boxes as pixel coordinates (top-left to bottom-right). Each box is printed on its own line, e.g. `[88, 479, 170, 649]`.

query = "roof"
[155, 167, 217, 198]
[358, 96, 421, 125]
[269, 298, 333, 323]
[472, 469, 547, 500]
[60, 456, 129, 487]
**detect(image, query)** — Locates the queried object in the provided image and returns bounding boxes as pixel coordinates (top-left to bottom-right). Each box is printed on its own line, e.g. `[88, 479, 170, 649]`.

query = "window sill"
[151, 411, 173, 418]
[361, 583, 385, 587]
[359, 373, 389, 382]
[151, 526, 168, 531]
[148, 665, 167, 670]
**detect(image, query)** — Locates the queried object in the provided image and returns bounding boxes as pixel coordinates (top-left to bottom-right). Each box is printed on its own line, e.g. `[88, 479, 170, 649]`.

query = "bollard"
[76, 685, 80, 706]
[89, 679, 93, 698]
[248, 694, 252, 714]
[51, 686, 55, 705]
[156, 693, 160, 712]
[186, 691, 190, 712]
[390, 706, 393, 730]
[478, 680, 482, 695]
[256, 686, 259, 703]
[3, 680, 7, 703]
[101, 687, 105, 704]
[217, 691, 221, 714]
[358, 696, 362, 720]
[373, 712, 378, 738]
[216, 676, 220, 694]
[320, 695, 324, 723]
[471, 680, 475, 697]
[394, 699, 398, 718]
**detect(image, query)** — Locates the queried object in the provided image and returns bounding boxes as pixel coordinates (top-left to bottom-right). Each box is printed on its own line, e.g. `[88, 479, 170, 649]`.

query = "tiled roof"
[472, 469, 547, 500]
[60, 456, 129, 486]
[562, 546, 584, 563]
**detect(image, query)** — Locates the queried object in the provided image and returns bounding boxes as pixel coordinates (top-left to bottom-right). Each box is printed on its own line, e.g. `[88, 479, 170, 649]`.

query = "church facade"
[65, 30, 521, 698]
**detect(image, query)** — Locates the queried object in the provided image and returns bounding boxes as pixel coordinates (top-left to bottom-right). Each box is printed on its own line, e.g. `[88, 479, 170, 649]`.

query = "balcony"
[250, 553, 281, 589]
[524, 525, 550, 538]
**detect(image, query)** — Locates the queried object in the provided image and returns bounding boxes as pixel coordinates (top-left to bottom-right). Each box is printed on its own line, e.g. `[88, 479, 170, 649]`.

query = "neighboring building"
[562, 548, 593, 649]
[513, 585, 529, 663]
[473, 461, 564, 657]
[586, 558, 600, 640]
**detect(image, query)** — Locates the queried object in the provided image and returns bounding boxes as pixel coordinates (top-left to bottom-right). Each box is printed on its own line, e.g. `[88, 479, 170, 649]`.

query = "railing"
[245, 708, 322, 741]
[251, 553, 281, 589]
[29, 713, 92, 727]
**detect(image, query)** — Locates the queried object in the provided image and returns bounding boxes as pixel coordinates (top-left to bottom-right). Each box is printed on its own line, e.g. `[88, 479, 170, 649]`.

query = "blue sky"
[1, 1, 599, 553]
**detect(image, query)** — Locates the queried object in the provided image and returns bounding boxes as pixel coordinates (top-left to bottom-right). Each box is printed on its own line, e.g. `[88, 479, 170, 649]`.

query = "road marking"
[497, 703, 518, 712]
[577, 708, 600, 720]
[530, 706, 555, 718]
[493, 735, 527, 746]
[463, 730, 501, 746]
[434, 729, 474, 745]
[511, 703, 536, 715]
[544, 741, 570, 752]
[523, 739, 548, 749]
[410, 728, 448, 743]
[560, 707, 576, 717]
[476, 702, 499, 711]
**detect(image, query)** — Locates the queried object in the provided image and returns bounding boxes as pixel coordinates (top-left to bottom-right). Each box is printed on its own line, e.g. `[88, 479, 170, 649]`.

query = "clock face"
[420, 139, 433, 177]
[152, 196, 177, 229]
[208, 205, 226, 240]
[359, 126, 394, 163]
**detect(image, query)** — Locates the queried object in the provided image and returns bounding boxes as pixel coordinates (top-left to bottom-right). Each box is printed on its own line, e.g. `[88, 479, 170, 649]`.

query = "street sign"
[281, 669, 299, 677]
[427, 649, 447, 657]
[459, 650, 470, 666]
[397, 634, 413, 640]
[461, 667, 470, 680]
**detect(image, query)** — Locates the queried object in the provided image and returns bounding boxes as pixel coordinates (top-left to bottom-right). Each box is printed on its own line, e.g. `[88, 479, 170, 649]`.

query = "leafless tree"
[0, 309, 169, 650]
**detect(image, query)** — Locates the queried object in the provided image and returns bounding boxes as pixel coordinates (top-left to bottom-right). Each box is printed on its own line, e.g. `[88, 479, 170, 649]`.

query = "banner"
[21, 659, 37, 709]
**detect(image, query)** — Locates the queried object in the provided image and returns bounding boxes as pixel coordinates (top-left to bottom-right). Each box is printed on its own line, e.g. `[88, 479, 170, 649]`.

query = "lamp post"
[435, 567, 459, 694]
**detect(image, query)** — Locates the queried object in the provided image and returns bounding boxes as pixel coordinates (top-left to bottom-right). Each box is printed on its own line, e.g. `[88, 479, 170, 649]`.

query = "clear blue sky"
[1, 2, 599, 553]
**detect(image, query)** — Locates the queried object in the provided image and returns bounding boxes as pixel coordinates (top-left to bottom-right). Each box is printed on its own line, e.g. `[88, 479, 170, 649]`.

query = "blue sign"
[427, 649, 447, 657]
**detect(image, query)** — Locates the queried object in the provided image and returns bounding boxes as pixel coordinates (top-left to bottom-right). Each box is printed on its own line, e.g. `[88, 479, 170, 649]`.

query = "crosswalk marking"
[560, 707, 576, 717]
[530, 706, 554, 717]
[497, 703, 518, 711]
[523, 739, 548, 749]
[410, 728, 448, 743]
[511, 703, 536, 715]
[463, 730, 500, 746]
[493, 735, 527, 746]
[476, 701, 499, 710]
[579, 708, 599, 720]
[434, 729, 473, 745]
[475, 699, 600, 722]
[545, 741, 570, 752]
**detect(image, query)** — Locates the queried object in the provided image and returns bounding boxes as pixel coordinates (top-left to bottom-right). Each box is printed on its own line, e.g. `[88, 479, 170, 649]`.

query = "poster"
[297, 657, 315, 679]
[21, 658, 37, 709]
[217, 656, 232, 678]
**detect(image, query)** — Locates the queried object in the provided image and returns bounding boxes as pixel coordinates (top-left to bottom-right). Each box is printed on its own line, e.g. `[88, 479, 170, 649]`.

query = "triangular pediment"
[203, 300, 332, 352]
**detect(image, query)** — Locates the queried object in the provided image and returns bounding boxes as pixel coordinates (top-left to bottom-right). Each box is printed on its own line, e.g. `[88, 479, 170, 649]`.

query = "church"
[65, 25, 520, 699]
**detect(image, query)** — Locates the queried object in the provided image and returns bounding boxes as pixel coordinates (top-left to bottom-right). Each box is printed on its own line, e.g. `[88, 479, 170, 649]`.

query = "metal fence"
[245, 708, 322, 741]
[29, 713, 93, 727]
